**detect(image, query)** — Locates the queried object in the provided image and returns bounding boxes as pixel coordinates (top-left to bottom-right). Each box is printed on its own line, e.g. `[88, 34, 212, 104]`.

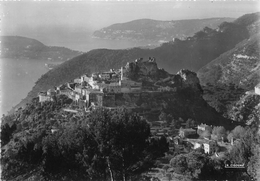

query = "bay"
[1, 34, 153, 115]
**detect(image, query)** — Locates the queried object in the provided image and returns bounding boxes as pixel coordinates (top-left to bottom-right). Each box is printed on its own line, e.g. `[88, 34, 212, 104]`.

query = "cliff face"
[177, 69, 201, 91]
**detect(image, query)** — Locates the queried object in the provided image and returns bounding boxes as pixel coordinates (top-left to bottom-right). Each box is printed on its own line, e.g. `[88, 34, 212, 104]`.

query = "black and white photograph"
[1, 0, 260, 180]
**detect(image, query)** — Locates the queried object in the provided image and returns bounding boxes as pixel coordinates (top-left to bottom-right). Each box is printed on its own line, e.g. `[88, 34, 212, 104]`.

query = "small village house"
[99, 72, 113, 80]
[255, 83, 260, 95]
[179, 128, 197, 138]
[74, 77, 83, 84]
[38, 91, 54, 103]
[187, 138, 217, 154]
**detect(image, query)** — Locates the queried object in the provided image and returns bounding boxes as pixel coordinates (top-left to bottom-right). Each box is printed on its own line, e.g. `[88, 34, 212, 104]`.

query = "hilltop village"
[37, 57, 242, 156]
[39, 61, 142, 109]
[38, 57, 172, 111]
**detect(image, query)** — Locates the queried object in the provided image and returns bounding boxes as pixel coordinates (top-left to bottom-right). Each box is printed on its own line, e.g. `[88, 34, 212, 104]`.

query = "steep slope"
[198, 34, 260, 118]
[1, 36, 83, 61]
[93, 18, 234, 42]
[197, 12, 260, 117]
[12, 12, 259, 112]
[228, 92, 260, 124]
[198, 33, 260, 89]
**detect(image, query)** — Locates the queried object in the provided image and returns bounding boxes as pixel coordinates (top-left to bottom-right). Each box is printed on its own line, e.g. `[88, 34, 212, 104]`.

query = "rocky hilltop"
[1, 36, 83, 61]
[93, 18, 234, 42]
[11, 12, 259, 114]
[9, 57, 236, 129]
[124, 57, 169, 81]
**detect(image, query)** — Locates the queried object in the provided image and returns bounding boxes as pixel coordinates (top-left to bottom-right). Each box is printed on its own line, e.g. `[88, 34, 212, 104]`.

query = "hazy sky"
[1, 0, 259, 35]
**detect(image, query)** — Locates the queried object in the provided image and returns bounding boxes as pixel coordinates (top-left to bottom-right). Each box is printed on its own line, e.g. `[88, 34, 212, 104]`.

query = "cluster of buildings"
[148, 120, 220, 155]
[173, 124, 219, 154]
[38, 66, 143, 110]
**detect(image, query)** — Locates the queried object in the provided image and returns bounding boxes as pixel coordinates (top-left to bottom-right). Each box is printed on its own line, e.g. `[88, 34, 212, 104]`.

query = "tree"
[227, 132, 233, 143]
[231, 126, 246, 139]
[1, 122, 17, 146]
[201, 130, 211, 139]
[247, 140, 260, 180]
[1, 104, 168, 181]
[87, 108, 167, 180]
[170, 151, 206, 179]
[159, 111, 167, 122]
[166, 114, 173, 125]
[212, 126, 226, 141]
[228, 127, 259, 180]
[186, 118, 196, 128]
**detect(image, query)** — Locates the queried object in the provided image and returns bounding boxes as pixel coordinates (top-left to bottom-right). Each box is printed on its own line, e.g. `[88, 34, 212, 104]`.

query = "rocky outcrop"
[124, 57, 168, 81]
[177, 69, 202, 93]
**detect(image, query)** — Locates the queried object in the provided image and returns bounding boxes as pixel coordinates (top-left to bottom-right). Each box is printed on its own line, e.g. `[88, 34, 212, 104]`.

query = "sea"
[1, 32, 155, 116]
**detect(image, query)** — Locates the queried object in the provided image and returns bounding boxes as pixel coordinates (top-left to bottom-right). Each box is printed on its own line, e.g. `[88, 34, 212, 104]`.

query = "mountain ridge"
[93, 17, 234, 42]
[1, 36, 83, 62]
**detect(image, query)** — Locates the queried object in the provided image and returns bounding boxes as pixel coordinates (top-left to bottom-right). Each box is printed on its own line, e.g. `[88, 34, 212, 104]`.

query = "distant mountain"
[93, 18, 234, 42]
[1, 36, 83, 61]
[11, 12, 259, 113]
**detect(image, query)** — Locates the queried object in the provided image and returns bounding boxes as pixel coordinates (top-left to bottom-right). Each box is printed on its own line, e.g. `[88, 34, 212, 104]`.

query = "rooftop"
[186, 138, 211, 144]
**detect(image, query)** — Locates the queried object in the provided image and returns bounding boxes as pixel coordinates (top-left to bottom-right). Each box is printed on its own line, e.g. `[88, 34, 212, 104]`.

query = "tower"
[121, 67, 123, 81]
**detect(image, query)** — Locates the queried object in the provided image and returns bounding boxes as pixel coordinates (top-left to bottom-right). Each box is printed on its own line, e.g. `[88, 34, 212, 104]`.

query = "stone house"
[255, 83, 260, 95]
[187, 138, 217, 154]
[99, 72, 113, 80]
[119, 79, 142, 93]
[38, 92, 53, 103]
[179, 128, 197, 138]
[85, 90, 104, 107]
[74, 77, 82, 84]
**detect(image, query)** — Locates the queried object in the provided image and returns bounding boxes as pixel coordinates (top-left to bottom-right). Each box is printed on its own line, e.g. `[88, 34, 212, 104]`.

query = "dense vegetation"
[1, 93, 259, 180]
[1, 98, 168, 181]
[201, 83, 246, 115]
[151, 125, 260, 181]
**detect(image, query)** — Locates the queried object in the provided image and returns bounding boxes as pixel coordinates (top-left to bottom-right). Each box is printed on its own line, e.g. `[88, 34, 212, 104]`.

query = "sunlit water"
[1, 58, 49, 115]
[1, 35, 154, 115]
